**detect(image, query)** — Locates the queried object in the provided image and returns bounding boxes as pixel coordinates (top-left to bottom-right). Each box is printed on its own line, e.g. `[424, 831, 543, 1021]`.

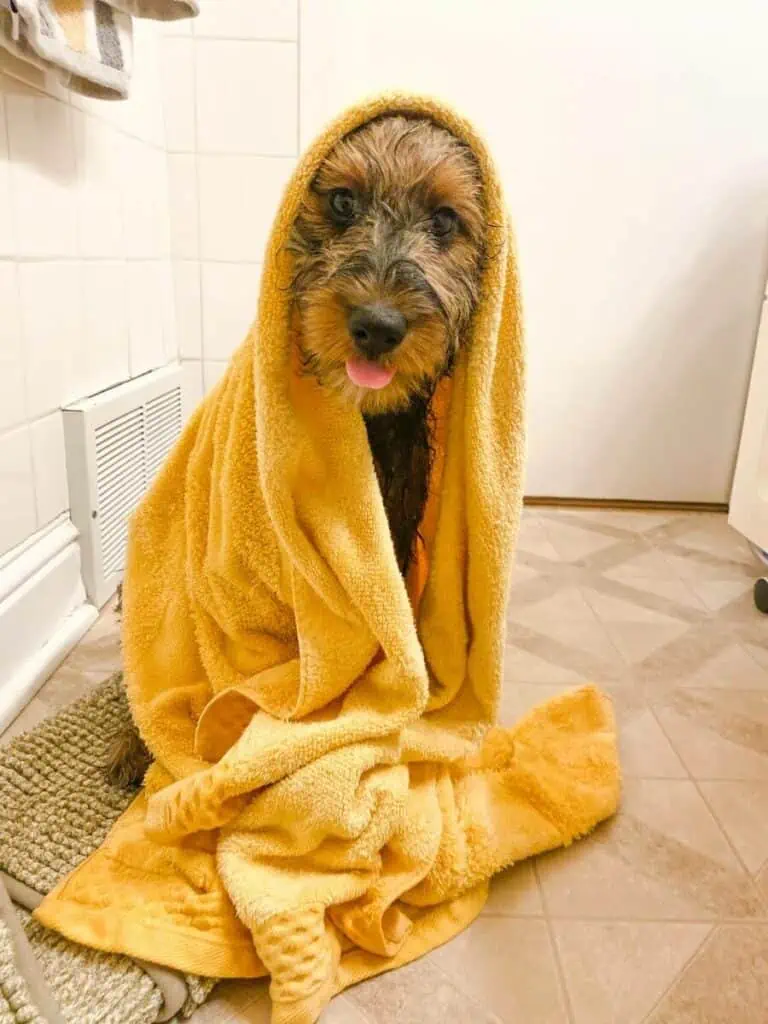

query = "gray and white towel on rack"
[0, 0, 198, 100]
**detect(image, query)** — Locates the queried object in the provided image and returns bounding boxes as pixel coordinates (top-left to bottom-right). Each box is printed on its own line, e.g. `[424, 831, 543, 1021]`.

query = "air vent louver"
[63, 366, 183, 607]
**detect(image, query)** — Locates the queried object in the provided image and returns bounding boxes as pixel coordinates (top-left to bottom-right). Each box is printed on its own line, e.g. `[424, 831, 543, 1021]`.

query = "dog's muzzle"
[347, 303, 408, 359]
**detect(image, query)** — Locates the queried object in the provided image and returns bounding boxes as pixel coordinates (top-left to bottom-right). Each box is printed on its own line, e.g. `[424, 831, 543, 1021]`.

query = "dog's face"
[288, 116, 485, 414]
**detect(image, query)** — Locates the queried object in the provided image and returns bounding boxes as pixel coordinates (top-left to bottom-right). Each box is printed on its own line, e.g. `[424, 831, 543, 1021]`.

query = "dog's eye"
[431, 207, 458, 238]
[328, 188, 357, 225]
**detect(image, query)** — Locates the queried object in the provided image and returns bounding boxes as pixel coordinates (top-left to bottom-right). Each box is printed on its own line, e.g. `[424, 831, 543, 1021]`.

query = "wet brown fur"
[288, 115, 485, 415]
[108, 118, 484, 787]
[105, 714, 151, 788]
[104, 585, 151, 787]
[289, 115, 484, 572]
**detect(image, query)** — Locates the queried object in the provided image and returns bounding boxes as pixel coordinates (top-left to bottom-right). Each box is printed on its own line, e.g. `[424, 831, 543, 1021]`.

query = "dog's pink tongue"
[345, 358, 395, 390]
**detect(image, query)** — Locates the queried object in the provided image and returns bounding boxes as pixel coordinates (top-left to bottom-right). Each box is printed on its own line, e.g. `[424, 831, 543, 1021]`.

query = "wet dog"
[289, 114, 485, 572]
[107, 115, 485, 787]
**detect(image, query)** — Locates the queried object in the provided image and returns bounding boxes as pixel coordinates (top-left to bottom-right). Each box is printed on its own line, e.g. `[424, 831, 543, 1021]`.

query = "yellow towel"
[37, 93, 620, 1024]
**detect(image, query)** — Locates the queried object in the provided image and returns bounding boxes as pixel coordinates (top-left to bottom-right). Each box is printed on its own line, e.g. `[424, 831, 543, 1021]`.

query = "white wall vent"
[63, 365, 183, 608]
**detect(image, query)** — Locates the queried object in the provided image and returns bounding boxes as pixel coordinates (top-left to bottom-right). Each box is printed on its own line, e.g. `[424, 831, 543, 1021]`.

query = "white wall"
[300, 0, 768, 502]
[0, 23, 176, 561]
[157, 0, 768, 502]
[159, 2, 299, 408]
[729, 276, 768, 550]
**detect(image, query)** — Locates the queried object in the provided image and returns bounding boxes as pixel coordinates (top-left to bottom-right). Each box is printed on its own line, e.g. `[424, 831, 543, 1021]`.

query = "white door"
[300, 0, 768, 501]
[730, 284, 768, 550]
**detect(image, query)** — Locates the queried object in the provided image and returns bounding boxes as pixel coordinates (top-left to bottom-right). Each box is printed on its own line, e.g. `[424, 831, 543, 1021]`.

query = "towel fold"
[36, 93, 622, 1024]
[0, 0, 198, 99]
[2, 871, 190, 1024]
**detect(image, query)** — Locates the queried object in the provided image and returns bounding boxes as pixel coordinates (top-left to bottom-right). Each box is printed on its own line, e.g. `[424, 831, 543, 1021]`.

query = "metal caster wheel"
[754, 577, 768, 614]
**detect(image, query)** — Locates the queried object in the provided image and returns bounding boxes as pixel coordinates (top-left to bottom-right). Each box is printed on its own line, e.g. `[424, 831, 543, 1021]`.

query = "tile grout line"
[541, 507, 746, 590]
[734, 630, 768, 675]
[0, 87, 39, 524]
[193, 150, 299, 159]
[423, 949, 506, 1024]
[691, 773, 760, 881]
[535, 515, 640, 676]
[193, 35, 298, 45]
[3, 64, 170, 152]
[648, 703, 759, 883]
[755, 852, 768, 884]
[637, 515, 768, 881]
[533, 860, 577, 1024]
[0, 89, 17, 258]
[573, 579, 632, 674]
[637, 922, 718, 1024]
[156, 33, 174, 292]
[540, 515, 768, 688]
[332, 994, 375, 1024]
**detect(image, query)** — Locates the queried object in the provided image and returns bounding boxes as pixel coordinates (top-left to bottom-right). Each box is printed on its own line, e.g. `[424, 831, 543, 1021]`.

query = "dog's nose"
[347, 305, 407, 357]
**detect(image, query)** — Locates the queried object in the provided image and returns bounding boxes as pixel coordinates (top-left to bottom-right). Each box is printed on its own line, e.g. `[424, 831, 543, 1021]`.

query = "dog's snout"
[347, 305, 407, 358]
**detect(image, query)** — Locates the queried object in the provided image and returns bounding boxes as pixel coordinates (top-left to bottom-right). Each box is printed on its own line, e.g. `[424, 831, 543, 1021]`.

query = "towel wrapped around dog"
[37, 93, 621, 1024]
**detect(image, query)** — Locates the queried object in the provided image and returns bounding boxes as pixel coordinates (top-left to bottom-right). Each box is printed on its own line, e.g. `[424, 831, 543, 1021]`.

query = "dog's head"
[288, 115, 485, 414]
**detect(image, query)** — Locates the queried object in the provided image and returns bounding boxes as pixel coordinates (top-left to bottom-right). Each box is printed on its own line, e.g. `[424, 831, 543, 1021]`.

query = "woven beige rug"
[0, 675, 217, 1023]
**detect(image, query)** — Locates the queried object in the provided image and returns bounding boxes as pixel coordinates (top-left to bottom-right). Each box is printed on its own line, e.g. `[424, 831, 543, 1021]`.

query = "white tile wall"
[181, 360, 204, 418]
[107, 20, 166, 148]
[1, 1, 303, 559]
[18, 260, 85, 418]
[195, 41, 297, 155]
[122, 141, 171, 259]
[82, 261, 131, 396]
[194, 0, 299, 41]
[0, 49, 56, 101]
[73, 115, 125, 258]
[197, 155, 295, 262]
[30, 412, 69, 526]
[168, 153, 200, 258]
[203, 360, 229, 393]
[160, 36, 195, 153]
[159, 260, 178, 362]
[161, 15, 192, 38]
[0, 426, 36, 555]
[0, 14, 178, 558]
[6, 93, 78, 258]
[201, 261, 260, 360]
[127, 261, 167, 376]
[0, 94, 14, 257]
[173, 261, 202, 359]
[0, 263, 26, 433]
[162, 1, 300, 400]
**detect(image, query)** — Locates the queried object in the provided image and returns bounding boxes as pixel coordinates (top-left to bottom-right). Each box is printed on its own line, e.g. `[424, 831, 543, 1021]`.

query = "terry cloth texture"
[0, 675, 216, 1023]
[37, 94, 621, 1024]
[0, 0, 197, 100]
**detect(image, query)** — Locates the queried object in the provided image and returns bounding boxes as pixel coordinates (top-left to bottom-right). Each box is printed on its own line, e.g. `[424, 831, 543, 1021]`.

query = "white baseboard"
[0, 518, 97, 733]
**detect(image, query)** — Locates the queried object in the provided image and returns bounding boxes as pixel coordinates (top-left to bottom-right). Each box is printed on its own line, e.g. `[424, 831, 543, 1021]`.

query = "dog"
[107, 115, 485, 787]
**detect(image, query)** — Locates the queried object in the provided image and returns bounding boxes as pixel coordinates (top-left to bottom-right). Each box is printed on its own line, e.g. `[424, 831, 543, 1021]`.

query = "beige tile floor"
[3, 509, 768, 1023]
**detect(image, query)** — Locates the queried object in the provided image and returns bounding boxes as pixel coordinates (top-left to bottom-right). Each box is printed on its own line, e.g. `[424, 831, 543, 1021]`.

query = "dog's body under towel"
[36, 94, 621, 1024]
